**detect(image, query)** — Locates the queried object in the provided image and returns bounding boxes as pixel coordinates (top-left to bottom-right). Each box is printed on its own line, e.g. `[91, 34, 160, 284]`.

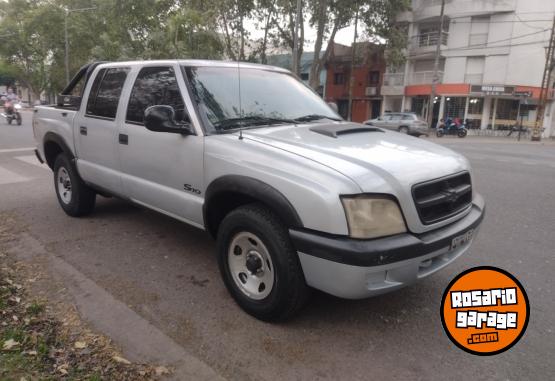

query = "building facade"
[267, 52, 327, 96]
[325, 42, 386, 122]
[382, 0, 555, 136]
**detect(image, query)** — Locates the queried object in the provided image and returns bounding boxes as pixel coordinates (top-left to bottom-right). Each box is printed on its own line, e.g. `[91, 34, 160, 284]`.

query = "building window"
[494, 99, 520, 130]
[334, 72, 345, 85]
[465, 57, 485, 85]
[411, 96, 427, 118]
[300, 73, 309, 81]
[467, 98, 483, 115]
[469, 16, 490, 47]
[444, 97, 466, 120]
[368, 71, 380, 85]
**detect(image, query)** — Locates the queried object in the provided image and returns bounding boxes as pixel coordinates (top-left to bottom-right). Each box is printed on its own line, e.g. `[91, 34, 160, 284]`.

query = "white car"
[33, 60, 484, 321]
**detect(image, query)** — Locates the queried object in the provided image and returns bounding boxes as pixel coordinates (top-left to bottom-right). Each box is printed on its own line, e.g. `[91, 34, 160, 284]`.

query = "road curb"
[14, 232, 225, 381]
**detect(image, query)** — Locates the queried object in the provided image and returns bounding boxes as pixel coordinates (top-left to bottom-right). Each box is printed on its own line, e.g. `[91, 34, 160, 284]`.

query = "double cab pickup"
[33, 60, 485, 321]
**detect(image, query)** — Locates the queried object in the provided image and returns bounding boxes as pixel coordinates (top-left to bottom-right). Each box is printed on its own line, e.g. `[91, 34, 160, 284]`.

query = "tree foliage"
[0, 0, 410, 98]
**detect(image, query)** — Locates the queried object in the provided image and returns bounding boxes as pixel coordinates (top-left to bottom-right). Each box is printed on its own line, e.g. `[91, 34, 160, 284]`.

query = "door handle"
[79, 126, 87, 135]
[61, 112, 68, 117]
[118, 134, 128, 145]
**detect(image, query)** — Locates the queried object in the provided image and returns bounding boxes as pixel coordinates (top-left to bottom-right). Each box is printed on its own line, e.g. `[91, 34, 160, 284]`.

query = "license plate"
[450, 229, 474, 250]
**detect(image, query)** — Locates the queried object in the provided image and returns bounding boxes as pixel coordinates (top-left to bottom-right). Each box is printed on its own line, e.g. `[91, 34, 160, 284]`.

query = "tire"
[53, 154, 96, 217]
[398, 126, 409, 134]
[7, 117, 12, 125]
[436, 129, 444, 137]
[16, 113, 22, 126]
[217, 203, 310, 321]
[458, 129, 467, 138]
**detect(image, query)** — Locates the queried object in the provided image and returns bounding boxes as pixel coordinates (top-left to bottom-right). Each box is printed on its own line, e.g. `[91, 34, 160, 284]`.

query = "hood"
[241, 122, 470, 194]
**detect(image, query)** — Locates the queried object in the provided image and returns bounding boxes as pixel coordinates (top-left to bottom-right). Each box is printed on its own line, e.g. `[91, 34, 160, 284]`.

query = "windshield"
[184, 66, 341, 133]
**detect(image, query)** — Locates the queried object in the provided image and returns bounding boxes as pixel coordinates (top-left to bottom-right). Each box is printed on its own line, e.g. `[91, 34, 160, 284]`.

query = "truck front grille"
[412, 172, 472, 225]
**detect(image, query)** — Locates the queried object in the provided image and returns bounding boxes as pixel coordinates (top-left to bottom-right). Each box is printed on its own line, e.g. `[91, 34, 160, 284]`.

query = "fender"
[203, 175, 304, 236]
[43, 132, 75, 168]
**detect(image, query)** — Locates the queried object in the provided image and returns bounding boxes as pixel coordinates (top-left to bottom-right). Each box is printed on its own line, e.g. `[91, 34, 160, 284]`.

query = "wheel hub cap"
[57, 167, 72, 204]
[228, 232, 275, 300]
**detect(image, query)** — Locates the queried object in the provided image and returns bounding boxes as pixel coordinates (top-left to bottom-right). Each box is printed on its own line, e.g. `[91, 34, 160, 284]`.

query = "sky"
[246, 19, 361, 53]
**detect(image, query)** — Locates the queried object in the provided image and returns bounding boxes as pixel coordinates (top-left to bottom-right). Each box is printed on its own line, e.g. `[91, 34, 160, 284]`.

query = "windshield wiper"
[214, 116, 296, 130]
[293, 114, 342, 122]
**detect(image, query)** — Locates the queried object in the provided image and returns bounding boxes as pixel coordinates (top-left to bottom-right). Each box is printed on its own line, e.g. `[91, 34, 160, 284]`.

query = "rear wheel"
[436, 129, 445, 137]
[399, 126, 409, 134]
[7, 117, 12, 125]
[458, 129, 467, 138]
[16, 113, 22, 125]
[53, 154, 96, 217]
[217, 204, 310, 321]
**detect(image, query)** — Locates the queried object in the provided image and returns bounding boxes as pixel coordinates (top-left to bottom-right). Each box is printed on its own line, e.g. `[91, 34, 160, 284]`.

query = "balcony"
[464, 73, 483, 85]
[381, 73, 405, 96]
[409, 71, 444, 85]
[410, 31, 449, 57]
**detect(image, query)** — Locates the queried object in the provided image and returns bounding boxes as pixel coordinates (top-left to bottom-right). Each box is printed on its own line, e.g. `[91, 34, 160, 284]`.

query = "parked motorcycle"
[1, 101, 23, 125]
[436, 118, 467, 138]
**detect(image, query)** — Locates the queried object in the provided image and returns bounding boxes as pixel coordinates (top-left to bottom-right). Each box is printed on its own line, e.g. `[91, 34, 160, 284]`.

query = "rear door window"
[86, 68, 129, 119]
[126, 66, 186, 125]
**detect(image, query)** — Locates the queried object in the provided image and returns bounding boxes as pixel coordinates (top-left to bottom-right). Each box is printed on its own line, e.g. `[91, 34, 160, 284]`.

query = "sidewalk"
[425, 134, 555, 145]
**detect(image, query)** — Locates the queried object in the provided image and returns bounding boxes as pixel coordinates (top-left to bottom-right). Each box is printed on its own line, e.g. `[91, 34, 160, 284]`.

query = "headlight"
[341, 196, 407, 239]
[14, 104, 22, 109]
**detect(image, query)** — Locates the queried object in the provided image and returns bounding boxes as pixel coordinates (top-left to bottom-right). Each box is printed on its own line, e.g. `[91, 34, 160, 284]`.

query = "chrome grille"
[412, 172, 472, 225]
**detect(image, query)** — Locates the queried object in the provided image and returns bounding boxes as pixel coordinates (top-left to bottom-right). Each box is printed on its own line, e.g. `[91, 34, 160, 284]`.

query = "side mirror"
[327, 102, 338, 113]
[144, 105, 193, 135]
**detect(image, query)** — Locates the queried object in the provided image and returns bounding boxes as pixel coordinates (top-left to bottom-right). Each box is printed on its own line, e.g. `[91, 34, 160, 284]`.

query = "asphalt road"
[1, 115, 553, 380]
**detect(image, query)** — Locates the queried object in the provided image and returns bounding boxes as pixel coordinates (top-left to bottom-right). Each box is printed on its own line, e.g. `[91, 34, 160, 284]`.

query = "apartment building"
[325, 42, 386, 122]
[382, 0, 555, 136]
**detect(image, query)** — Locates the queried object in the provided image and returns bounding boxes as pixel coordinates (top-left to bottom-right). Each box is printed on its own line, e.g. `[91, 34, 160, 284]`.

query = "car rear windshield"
[184, 66, 339, 133]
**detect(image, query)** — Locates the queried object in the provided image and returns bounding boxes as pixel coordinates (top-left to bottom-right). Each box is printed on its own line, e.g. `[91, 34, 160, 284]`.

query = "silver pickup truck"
[33, 60, 485, 321]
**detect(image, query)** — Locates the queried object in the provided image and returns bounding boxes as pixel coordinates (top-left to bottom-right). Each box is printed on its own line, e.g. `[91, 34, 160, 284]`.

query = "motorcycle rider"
[3, 88, 19, 115]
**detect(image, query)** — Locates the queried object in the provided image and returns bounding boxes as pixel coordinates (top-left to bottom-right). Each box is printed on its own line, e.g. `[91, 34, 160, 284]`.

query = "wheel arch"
[203, 175, 303, 238]
[43, 132, 74, 169]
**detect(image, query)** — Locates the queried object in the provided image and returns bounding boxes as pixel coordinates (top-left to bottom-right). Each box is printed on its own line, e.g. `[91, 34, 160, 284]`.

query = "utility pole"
[531, 15, 555, 142]
[292, 0, 302, 76]
[427, 0, 446, 128]
[347, 4, 359, 121]
[64, 7, 96, 84]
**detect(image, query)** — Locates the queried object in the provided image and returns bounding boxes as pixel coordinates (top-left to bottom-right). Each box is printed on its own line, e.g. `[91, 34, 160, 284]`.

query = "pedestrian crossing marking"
[0, 166, 30, 185]
[14, 155, 48, 170]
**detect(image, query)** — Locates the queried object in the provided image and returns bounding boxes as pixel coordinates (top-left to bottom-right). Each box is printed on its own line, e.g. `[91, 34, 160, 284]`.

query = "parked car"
[33, 60, 484, 321]
[364, 112, 430, 136]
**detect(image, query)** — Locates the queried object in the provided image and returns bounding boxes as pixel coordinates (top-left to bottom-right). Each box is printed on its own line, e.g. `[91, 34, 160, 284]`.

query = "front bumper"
[290, 197, 485, 299]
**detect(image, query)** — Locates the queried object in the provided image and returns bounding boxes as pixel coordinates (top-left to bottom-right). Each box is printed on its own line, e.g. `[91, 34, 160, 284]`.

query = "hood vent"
[309, 123, 383, 138]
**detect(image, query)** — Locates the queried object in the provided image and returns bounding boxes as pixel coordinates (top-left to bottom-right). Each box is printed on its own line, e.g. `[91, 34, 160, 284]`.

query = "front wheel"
[398, 126, 409, 134]
[436, 129, 445, 137]
[217, 204, 310, 321]
[16, 113, 22, 125]
[7, 117, 12, 125]
[53, 154, 96, 217]
[458, 129, 467, 138]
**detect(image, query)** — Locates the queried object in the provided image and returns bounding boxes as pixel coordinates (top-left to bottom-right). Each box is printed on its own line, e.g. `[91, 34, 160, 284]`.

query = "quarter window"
[86, 68, 129, 119]
[126, 66, 186, 124]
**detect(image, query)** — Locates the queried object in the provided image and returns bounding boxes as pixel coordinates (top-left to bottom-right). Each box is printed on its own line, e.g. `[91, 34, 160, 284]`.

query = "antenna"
[237, 60, 243, 140]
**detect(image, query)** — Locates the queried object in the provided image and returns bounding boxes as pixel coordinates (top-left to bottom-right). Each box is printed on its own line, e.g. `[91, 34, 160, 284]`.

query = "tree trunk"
[309, 0, 328, 89]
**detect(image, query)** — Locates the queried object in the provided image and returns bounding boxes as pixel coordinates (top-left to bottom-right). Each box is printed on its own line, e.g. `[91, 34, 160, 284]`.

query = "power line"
[406, 39, 549, 59]
[451, 19, 552, 24]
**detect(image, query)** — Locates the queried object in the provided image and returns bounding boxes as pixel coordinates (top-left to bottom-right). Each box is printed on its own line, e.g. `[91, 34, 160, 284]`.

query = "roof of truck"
[95, 59, 291, 74]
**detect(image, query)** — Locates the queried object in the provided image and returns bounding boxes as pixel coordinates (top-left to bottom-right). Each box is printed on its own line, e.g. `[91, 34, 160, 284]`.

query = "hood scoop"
[309, 123, 383, 138]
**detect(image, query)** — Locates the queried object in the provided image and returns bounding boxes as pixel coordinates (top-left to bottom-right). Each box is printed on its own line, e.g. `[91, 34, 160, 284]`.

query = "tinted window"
[402, 115, 415, 120]
[86, 68, 129, 119]
[126, 67, 186, 124]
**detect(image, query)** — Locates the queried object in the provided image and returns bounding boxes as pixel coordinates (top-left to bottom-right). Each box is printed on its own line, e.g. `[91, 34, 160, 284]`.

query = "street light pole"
[64, 7, 96, 84]
[427, 0, 446, 128]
